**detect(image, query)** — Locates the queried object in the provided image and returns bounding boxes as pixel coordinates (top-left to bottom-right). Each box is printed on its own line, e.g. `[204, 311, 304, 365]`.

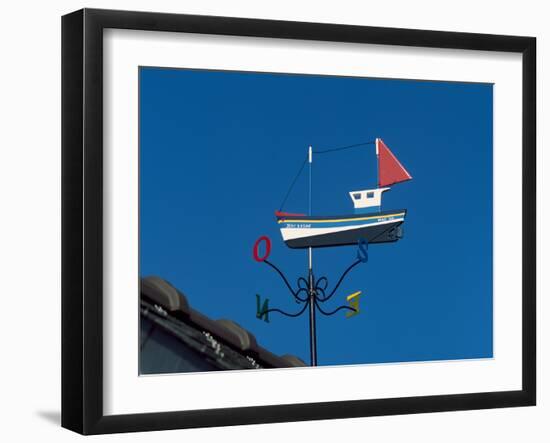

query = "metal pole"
[308, 260, 317, 366]
[307, 146, 317, 366]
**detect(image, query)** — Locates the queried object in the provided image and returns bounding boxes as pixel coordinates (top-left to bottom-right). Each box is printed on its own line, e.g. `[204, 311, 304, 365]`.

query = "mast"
[375, 138, 380, 188]
[307, 145, 317, 366]
[308, 145, 312, 217]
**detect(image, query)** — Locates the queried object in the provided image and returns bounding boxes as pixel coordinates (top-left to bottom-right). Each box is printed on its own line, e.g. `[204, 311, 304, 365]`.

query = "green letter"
[256, 294, 270, 323]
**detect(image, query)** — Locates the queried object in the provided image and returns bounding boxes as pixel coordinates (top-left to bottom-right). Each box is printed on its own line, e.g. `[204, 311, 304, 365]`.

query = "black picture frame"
[62, 8, 536, 435]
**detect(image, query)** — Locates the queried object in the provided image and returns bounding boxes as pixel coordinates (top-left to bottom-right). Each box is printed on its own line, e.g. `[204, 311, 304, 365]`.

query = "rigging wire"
[278, 155, 307, 211]
[278, 140, 375, 211]
[313, 140, 374, 155]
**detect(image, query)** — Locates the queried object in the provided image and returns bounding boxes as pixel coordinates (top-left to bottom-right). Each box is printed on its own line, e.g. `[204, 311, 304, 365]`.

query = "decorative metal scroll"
[252, 236, 367, 366]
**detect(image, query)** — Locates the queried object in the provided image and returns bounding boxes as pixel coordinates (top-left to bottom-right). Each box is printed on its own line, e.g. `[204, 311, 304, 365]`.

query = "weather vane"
[253, 139, 412, 366]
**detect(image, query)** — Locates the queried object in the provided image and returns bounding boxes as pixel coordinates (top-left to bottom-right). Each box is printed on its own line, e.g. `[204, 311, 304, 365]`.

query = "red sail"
[376, 138, 412, 187]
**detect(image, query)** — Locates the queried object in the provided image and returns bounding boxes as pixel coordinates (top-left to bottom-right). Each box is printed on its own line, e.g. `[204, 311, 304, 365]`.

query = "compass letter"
[357, 239, 368, 263]
[345, 291, 361, 318]
[256, 294, 270, 323]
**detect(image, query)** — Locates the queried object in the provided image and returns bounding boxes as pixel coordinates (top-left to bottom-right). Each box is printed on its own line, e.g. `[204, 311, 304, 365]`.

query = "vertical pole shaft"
[308, 258, 317, 366]
[307, 146, 317, 366]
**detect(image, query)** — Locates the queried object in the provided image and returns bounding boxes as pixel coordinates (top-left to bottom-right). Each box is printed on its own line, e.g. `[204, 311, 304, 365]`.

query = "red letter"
[253, 236, 271, 262]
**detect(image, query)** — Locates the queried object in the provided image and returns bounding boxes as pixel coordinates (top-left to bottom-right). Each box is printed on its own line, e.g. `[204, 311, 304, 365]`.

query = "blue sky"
[139, 67, 493, 367]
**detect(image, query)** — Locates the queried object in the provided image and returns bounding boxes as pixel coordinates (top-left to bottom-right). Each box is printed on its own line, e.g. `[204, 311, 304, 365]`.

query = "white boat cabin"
[349, 187, 390, 214]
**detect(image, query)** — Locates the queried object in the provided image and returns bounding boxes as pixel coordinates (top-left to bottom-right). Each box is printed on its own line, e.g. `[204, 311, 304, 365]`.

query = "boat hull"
[277, 210, 406, 249]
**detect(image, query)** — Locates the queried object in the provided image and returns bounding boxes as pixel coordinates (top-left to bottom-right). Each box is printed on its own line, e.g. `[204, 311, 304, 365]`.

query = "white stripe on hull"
[280, 217, 404, 241]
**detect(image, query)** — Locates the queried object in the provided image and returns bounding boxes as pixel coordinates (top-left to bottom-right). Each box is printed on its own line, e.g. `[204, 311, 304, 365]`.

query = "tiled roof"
[140, 276, 306, 372]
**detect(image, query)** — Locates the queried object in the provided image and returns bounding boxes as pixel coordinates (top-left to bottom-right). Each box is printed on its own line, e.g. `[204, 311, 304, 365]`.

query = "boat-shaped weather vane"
[253, 138, 412, 366]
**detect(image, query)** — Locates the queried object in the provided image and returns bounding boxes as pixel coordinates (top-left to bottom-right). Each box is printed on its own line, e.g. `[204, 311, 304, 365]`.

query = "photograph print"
[139, 67, 493, 374]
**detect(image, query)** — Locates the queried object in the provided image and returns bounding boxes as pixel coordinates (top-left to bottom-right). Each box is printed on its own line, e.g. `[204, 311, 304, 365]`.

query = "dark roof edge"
[140, 276, 307, 368]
